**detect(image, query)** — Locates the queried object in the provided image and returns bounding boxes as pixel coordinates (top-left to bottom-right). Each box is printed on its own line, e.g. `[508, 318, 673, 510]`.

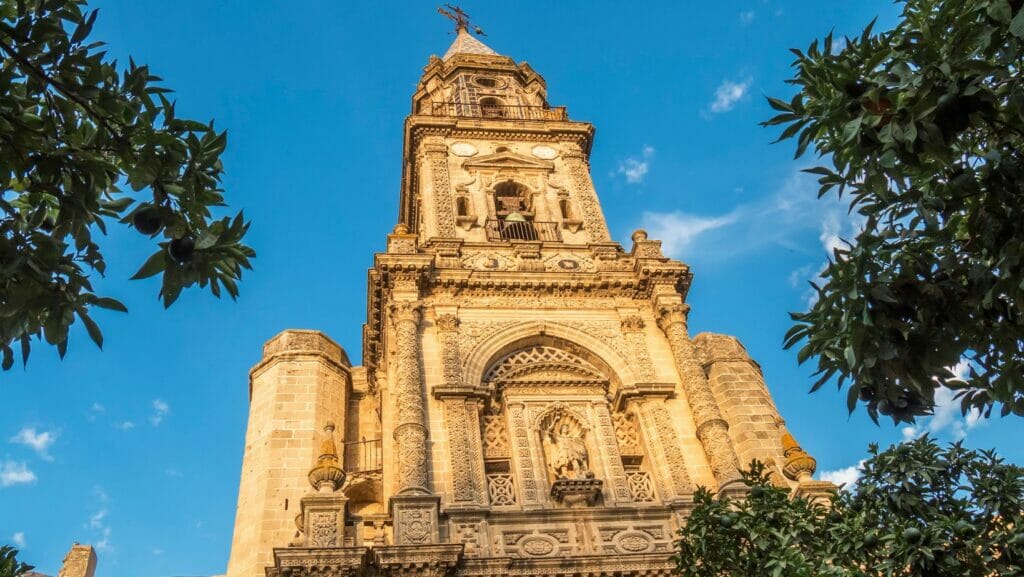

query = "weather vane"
[438, 4, 486, 36]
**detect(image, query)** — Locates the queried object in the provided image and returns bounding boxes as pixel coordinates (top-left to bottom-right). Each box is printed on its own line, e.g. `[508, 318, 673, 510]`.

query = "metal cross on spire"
[438, 4, 486, 36]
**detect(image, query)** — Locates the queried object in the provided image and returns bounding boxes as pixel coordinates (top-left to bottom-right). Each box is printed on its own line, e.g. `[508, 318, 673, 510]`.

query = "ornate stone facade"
[226, 20, 826, 577]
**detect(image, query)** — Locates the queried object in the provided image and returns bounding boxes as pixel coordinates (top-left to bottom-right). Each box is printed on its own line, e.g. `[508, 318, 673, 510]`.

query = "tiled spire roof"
[443, 27, 498, 60]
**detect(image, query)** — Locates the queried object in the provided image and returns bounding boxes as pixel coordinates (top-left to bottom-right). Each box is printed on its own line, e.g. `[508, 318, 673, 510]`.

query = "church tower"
[226, 12, 831, 577]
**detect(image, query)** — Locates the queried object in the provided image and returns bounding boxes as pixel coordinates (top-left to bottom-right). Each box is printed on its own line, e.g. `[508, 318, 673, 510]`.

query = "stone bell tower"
[226, 11, 832, 577]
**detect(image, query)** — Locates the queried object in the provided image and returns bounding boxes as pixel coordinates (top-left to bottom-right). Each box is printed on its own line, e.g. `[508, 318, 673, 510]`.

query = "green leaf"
[1011, 8, 1024, 38]
[78, 309, 103, 349]
[131, 250, 168, 280]
[93, 297, 128, 313]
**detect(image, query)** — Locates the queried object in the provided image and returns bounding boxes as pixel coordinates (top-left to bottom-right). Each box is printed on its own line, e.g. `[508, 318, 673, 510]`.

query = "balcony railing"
[485, 219, 562, 242]
[344, 438, 382, 473]
[429, 102, 568, 121]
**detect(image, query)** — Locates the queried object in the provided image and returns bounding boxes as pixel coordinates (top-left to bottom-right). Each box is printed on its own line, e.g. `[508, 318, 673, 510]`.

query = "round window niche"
[473, 76, 503, 88]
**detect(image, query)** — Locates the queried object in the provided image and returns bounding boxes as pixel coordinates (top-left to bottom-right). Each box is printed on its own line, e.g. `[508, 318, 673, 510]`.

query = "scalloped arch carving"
[462, 321, 639, 400]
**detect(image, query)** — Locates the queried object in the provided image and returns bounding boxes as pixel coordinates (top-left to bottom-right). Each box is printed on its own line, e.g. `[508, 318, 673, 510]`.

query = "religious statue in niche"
[542, 420, 594, 481]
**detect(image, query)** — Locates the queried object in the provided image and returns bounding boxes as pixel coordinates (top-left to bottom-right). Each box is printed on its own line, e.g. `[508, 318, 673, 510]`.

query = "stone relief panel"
[595, 523, 673, 555]
[308, 511, 338, 547]
[395, 506, 434, 545]
[498, 527, 576, 558]
[482, 415, 509, 459]
[543, 253, 597, 273]
[461, 251, 518, 271]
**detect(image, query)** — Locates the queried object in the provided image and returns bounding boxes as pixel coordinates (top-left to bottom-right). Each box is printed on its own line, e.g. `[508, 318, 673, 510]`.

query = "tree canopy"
[675, 437, 1024, 577]
[0, 0, 254, 370]
[767, 0, 1024, 422]
[0, 547, 31, 577]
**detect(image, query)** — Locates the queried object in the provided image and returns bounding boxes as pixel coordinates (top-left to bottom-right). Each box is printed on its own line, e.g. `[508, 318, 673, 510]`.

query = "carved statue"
[543, 423, 591, 480]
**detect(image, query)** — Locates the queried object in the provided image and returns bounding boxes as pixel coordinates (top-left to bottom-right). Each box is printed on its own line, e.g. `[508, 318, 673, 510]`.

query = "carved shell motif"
[520, 536, 556, 556]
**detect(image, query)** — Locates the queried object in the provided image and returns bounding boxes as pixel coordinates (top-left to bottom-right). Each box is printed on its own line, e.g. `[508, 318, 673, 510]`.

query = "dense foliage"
[675, 437, 1024, 577]
[0, 0, 253, 369]
[767, 0, 1024, 422]
[0, 547, 31, 577]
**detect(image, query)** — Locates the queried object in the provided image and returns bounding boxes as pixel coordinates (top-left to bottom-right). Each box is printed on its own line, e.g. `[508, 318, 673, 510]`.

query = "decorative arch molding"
[462, 320, 639, 400]
[533, 401, 592, 433]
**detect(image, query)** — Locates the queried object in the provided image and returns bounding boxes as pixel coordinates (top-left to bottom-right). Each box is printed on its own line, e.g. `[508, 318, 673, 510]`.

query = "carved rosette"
[657, 304, 741, 485]
[620, 315, 656, 381]
[391, 301, 429, 493]
[425, 140, 457, 237]
[562, 148, 611, 242]
[435, 313, 461, 386]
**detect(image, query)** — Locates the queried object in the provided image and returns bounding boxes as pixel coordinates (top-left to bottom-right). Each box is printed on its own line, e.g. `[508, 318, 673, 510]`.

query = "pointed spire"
[307, 421, 345, 492]
[443, 26, 498, 60]
[780, 430, 817, 481]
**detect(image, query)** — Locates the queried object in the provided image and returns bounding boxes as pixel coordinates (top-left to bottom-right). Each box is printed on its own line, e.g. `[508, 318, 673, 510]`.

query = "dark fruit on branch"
[903, 527, 922, 543]
[133, 207, 163, 235]
[843, 81, 867, 98]
[168, 237, 195, 263]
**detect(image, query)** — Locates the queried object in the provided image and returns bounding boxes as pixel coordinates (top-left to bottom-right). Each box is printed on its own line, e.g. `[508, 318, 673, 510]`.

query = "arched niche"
[463, 320, 639, 403]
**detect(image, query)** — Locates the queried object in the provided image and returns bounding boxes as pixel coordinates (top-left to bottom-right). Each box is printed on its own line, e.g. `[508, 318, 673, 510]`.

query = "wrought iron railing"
[485, 219, 561, 242]
[344, 438, 382, 473]
[429, 102, 568, 121]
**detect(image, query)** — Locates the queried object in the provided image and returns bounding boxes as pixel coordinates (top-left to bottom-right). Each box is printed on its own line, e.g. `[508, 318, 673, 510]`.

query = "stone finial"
[781, 431, 817, 481]
[631, 229, 648, 243]
[393, 223, 410, 234]
[308, 421, 345, 492]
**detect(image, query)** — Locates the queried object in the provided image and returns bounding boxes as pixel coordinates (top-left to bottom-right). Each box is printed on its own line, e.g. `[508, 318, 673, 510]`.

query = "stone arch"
[463, 320, 639, 400]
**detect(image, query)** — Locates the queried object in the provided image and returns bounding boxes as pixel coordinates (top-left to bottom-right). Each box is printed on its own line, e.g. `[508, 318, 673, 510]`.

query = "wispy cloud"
[116, 421, 135, 431]
[617, 145, 655, 184]
[641, 169, 856, 264]
[0, 460, 36, 488]
[708, 77, 753, 114]
[10, 427, 57, 461]
[150, 399, 170, 427]
[87, 403, 105, 422]
[89, 487, 113, 553]
[739, 10, 755, 24]
[818, 459, 866, 489]
[12, 532, 25, 549]
[165, 468, 184, 478]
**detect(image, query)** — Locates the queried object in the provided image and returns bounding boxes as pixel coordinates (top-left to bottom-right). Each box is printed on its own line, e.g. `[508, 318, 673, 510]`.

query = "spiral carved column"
[657, 303, 741, 486]
[391, 301, 429, 494]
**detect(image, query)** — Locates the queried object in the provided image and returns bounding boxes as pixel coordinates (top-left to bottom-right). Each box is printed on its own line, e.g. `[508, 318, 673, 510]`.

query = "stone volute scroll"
[655, 300, 743, 489]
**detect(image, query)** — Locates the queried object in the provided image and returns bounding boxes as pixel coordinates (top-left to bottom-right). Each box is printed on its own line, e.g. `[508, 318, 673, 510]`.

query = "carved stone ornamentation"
[562, 147, 611, 242]
[656, 303, 741, 485]
[620, 315, 656, 381]
[507, 403, 539, 504]
[632, 398, 694, 499]
[425, 139, 457, 238]
[443, 398, 479, 504]
[390, 302, 430, 493]
[435, 313, 462, 386]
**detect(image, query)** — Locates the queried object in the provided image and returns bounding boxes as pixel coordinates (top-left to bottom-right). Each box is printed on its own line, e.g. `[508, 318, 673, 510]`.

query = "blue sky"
[3, 2, 1021, 576]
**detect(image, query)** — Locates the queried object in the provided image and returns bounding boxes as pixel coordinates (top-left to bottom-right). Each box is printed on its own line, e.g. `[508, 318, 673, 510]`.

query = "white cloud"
[709, 77, 753, 114]
[12, 532, 25, 549]
[739, 10, 755, 24]
[150, 399, 170, 427]
[617, 145, 655, 184]
[0, 460, 36, 487]
[116, 421, 135, 431]
[818, 459, 866, 488]
[640, 169, 857, 264]
[87, 403, 105, 422]
[165, 468, 184, 478]
[901, 361, 984, 442]
[641, 212, 739, 257]
[10, 427, 57, 461]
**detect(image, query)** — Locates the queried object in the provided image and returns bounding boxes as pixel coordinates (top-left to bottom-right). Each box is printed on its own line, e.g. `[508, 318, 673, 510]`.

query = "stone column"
[506, 401, 541, 507]
[629, 396, 694, 501]
[391, 301, 428, 493]
[656, 303, 741, 486]
[388, 300, 441, 546]
[424, 138, 457, 238]
[562, 146, 611, 242]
